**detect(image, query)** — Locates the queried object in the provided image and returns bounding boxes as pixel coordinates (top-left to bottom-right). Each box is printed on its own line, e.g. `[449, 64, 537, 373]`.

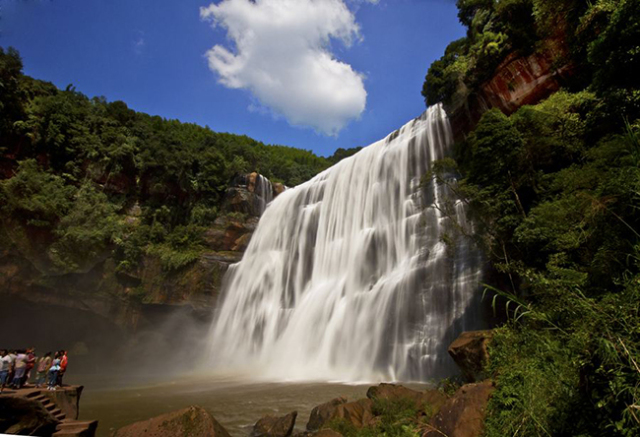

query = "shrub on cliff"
[446, 90, 640, 436]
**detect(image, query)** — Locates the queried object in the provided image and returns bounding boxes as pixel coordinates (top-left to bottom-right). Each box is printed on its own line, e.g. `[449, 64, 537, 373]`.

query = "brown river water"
[67, 372, 430, 437]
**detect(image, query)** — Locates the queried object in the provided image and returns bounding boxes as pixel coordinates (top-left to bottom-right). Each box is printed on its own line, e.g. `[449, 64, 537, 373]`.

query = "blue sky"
[2, 0, 464, 157]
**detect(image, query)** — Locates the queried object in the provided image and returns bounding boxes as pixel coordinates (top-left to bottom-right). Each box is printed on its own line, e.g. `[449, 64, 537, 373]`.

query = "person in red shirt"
[57, 350, 68, 387]
[25, 347, 36, 386]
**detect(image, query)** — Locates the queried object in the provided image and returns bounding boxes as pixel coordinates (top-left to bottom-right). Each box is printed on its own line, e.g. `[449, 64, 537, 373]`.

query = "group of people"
[0, 349, 69, 393]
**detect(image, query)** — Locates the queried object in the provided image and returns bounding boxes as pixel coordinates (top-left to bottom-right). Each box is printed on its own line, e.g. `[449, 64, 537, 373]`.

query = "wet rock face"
[204, 216, 260, 252]
[225, 172, 277, 217]
[252, 411, 298, 437]
[424, 381, 495, 437]
[0, 396, 58, 437]
[448, 330, 493, 383]
[114, 405, 231, 437]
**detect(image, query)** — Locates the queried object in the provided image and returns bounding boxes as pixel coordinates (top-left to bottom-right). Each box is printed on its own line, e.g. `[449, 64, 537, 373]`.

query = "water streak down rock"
[207, 105, 485, 381]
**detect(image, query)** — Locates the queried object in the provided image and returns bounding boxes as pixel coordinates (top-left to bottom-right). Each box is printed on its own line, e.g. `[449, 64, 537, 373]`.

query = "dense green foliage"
[423, 0, 640, 435]
[0, 47, 338, 274]
[420, 0, 628, 107]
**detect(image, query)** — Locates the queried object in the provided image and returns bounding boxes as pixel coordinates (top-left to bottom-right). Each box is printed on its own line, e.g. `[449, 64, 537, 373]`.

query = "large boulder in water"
[114, 405, 230, 437]
[366, 383, 447, 413]
[448, 331, 494, 382]
[423, 381, 494, 437]
[252, 411, 297, 437]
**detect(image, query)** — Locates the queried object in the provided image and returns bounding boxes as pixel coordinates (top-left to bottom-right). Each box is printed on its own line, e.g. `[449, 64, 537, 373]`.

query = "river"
[68, 372, 429, 436]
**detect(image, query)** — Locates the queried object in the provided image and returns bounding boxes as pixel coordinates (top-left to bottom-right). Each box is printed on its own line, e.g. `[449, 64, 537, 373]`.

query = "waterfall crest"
[207, 105, 484, 382]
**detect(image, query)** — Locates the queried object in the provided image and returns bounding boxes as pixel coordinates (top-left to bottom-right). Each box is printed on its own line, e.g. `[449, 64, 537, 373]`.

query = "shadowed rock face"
[0, 396, 58, 437]
[42, 386, 84, 420]
[114, 405, 231, 437]
[0, 386, 95, 437]
[252, 411, 298, 437]
[448, 330, 493, 383]
[424, 381, 495, 437]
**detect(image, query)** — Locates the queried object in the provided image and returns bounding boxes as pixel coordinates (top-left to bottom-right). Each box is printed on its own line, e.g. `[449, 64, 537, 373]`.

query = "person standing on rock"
[6, 350, 16, 387]
[57, 350, 68, 387]
[0, 349, 12, 393]
[24, 348, 36, 387]
[35, 352, 51, 388]
[11, 350, 27, 389]
[47, 352, 61, 391]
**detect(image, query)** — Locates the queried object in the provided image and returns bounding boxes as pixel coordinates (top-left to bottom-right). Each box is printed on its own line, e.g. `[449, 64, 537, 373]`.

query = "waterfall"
[254, 174, 275, 215]
[207, 105, 484, 382]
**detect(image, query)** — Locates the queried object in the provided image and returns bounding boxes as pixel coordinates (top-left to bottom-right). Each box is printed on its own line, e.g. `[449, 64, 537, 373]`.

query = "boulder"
[423, 381, 494, 437]
[448, 330, 493, 382]
[224, 186, 258, 216]
[0, 396, 58, 437]
[366, 383, 447, 413]
[114, 405, 230, 437]
[335, 399, 375, 429]
[307, 397, 347, 431]
[306, 397, 374, 430]
[252, 411, 297, 437]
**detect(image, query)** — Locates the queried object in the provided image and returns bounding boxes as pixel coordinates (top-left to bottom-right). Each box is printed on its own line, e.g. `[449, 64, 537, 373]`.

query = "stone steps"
[24, 388, 97, 436]
[53, 419, 98, 437]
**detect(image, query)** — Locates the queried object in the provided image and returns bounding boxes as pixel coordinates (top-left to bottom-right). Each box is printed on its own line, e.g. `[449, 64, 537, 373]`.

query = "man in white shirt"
[0, 349, 12, 393]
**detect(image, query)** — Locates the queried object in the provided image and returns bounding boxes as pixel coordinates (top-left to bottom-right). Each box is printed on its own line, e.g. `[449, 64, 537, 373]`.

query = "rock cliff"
[447, 40, 574, 141]
[0, 172, 280, 369]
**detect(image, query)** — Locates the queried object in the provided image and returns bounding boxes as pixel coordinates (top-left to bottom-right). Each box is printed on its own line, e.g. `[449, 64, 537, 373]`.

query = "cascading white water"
[254, 174, 274, 214]
[207, 105, 484, 382]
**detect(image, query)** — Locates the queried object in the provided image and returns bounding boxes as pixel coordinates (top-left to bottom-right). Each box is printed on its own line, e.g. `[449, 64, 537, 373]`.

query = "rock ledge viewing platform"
[0, 385, 97, 437]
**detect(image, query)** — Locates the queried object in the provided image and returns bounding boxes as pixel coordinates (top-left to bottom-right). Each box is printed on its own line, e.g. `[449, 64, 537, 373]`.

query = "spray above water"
[207, 105, 484, 382]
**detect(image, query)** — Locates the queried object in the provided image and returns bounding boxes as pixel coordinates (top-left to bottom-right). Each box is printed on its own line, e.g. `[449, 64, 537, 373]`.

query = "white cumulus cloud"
[200, 0, 368, 136]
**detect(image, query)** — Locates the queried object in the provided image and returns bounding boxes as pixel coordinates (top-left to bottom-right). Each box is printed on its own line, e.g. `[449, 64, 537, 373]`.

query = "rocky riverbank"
[0, 330, 495, 437]
[107, 330, 495, 437]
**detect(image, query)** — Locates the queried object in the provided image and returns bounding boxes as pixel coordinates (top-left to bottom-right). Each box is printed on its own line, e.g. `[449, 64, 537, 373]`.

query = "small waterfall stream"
[254, 174, 275, 215]
[207, 105, 484, 382]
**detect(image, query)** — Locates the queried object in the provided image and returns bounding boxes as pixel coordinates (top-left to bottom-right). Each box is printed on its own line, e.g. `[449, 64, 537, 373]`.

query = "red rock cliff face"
[448, 41, 574, 140]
